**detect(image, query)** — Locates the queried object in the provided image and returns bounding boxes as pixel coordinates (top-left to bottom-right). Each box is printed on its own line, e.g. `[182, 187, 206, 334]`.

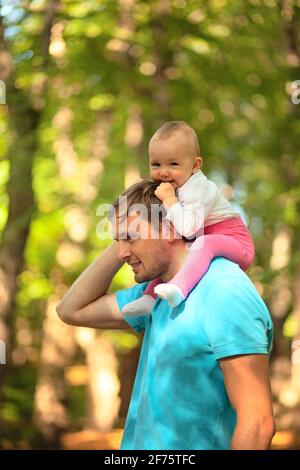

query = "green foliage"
[1, 365, 38, 446]
[1, 0, 300, 447]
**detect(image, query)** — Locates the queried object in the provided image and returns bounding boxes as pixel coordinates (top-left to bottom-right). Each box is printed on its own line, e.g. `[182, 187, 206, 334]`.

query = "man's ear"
[192, 156, 203, 173]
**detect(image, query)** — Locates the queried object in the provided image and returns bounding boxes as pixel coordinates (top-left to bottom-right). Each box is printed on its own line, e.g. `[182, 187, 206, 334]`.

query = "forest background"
[0, 0, 300, 450]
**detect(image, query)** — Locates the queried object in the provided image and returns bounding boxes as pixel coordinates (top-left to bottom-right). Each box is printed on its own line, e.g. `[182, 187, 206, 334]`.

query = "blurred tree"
[0, 0, 299, 448]
[0, 0, 58, 411]
[278, 0, 300, 406]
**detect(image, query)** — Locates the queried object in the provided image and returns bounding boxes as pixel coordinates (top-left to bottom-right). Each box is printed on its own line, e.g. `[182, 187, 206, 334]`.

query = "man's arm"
[56, 241, 129, 329]
[219, 354, 275, 450]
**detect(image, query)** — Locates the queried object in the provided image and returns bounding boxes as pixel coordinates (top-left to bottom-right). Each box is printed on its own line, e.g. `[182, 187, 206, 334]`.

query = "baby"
[122, 121, 255, 317]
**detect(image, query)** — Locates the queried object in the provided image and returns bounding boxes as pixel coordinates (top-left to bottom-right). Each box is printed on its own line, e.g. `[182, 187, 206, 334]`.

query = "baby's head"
[149, 121, 202, 189]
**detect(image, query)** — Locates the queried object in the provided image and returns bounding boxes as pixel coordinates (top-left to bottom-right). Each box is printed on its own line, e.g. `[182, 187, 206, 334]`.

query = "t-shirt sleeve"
[202, 276, 273, 361]
[115, 282, 149, 333]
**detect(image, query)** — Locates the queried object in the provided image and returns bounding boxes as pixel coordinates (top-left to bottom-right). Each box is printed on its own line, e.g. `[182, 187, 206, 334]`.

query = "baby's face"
[149, 132, 201, 189]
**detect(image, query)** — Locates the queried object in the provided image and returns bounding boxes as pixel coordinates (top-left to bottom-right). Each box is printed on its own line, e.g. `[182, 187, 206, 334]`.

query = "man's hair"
[109, 179, 167, 226]
[150, 121, 200, 156]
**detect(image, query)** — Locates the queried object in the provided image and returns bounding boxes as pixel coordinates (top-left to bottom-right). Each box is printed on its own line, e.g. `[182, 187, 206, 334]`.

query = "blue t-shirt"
[116, 258, 273, 450]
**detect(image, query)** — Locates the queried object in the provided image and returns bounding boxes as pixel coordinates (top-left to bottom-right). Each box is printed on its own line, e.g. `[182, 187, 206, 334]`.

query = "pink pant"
[145, 217, 255, 299]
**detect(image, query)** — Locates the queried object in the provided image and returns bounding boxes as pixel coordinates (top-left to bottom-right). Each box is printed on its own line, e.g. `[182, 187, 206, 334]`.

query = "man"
[57, 180, 275, 450]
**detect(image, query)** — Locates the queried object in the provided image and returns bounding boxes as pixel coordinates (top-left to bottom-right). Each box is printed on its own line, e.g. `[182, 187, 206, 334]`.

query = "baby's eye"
[151, 163, 160, 167]
[171, 162, 179, 166]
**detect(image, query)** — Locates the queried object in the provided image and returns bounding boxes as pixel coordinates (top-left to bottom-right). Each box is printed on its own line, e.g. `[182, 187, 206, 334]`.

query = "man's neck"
[159, 241, 188, 283]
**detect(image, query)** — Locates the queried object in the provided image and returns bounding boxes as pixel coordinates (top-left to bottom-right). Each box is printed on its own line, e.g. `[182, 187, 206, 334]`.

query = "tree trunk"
[34, 104, 113, 444]
[34, 297, 77, 447]
[0, 13, 39, 397]
[0, 0, 58, 432]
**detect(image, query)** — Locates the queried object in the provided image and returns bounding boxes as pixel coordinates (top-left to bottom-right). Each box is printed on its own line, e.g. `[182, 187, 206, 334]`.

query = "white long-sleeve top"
[165, 171, 239, 239]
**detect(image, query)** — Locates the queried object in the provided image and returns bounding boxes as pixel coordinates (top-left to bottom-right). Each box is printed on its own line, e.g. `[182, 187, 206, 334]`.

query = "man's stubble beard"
[134, 248, 171, 283]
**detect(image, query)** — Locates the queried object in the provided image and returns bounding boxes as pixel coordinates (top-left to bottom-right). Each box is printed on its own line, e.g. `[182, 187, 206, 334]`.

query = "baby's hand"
[154, 182, 176, 204]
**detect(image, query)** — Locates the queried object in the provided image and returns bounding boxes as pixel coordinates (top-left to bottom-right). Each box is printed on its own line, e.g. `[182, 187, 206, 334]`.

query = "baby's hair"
[151, 121, 200, 157]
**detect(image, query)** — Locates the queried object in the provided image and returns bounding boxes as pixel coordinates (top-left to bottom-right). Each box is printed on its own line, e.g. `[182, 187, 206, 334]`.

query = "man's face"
[113, 214, 172, 283]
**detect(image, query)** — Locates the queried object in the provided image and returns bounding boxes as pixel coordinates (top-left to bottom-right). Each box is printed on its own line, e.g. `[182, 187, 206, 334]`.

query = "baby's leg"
[121, 279, 160, 317]
[173, 234, 253, 297]
[155, 232, 254, 306]
[144, 278, 161, 298]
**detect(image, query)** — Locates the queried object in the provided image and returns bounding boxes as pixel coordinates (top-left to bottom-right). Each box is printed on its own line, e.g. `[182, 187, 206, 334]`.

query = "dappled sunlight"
[61, 428, 123, 450]
[33, 297, 77, 443]
[125, 109, 144, 148]
[53, 107, 79, 181]
[56, 242, 85, 268]
[279, 387, 299, 408]
[1, 0, 299, 450]
[91, 369, 120, 430]
[49, 22, 66, 58]
[125, 164, 141, 188]
[106, 38, 129, 53]
[0, 267, 10, 314]
[272, 431, 298, 450]
[75, 327, 96, 349]
[270, 227, 292, 270]
[65, 365, 89, 386]
[75, 329, 120, 431]
[270, 274, 292, 319]
[64, 207, 90, 243]
[41, 298, 77, 366]
[139, 62, 156, 76]
[54, 135, 78, 179]
[34, 379, 69, 429]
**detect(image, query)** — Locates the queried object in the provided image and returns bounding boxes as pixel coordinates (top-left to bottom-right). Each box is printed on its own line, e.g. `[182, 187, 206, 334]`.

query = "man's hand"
[154, 182, 177, 209]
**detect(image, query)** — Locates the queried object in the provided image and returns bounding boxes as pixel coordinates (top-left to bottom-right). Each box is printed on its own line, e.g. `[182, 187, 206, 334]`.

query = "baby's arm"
[155, 181, 218, 239]
[166, 203, 206, 239]
[154, 182, 178, 209]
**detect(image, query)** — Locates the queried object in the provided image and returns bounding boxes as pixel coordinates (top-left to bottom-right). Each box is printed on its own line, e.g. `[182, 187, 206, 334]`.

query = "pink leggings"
[144, 217, 255, 299]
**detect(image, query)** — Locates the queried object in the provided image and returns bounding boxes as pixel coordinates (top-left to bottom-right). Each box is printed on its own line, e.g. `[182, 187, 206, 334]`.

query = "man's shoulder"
[196, 257, 249, 292]
[190, 257, 268, 310]
[190, 259, 273, 359]
[192, 258, 270, 319]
